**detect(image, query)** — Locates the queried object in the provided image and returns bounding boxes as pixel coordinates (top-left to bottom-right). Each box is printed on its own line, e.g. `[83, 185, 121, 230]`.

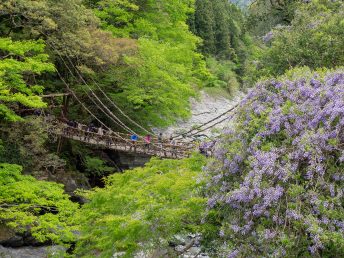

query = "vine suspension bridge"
[33, 37, 238, 159]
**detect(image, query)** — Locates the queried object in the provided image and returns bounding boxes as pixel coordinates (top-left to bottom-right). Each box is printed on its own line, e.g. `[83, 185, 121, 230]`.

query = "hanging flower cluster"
[205, 69, 344, 257]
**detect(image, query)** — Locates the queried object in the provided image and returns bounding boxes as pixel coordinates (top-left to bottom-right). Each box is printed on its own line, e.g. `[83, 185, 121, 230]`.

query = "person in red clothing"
[144, 134, 151, 150]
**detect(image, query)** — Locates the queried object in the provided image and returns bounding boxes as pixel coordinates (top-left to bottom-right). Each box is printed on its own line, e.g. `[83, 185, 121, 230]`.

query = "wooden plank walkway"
[48, 121, 194, 159]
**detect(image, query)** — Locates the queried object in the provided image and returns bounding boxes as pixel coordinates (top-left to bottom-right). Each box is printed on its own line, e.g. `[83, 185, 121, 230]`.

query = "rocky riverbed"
[161, 90, 243, 139]
[0, 245, 65, 258]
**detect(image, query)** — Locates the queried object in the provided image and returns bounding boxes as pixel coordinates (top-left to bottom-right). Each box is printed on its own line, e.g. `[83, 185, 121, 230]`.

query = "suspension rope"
[86, 65, 155, 135]
[187, 112, 237, 138]
[173, 104, 238, 139]
[43, 35, 137, 135]
[55, 35, 153, 135]
[59, 53, 137, 135]
[43, 42, 130, 142]
[55, 70, 109, 131]
[43, 35, 171, 152]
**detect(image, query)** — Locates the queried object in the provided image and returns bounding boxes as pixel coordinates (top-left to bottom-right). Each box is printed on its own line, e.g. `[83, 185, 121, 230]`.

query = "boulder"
[0, 245, 65, 258]
[0, 225, 23, 247]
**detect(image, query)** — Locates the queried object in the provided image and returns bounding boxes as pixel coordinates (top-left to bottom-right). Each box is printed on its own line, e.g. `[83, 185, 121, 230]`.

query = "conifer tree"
[193, 0, 216, 55]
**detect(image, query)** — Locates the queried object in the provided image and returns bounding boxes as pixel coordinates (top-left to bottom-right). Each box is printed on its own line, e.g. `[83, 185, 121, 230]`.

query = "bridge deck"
[49, 121, 194, 159]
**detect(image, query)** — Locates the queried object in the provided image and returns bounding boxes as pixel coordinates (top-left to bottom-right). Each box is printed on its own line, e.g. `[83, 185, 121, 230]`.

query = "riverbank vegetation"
[0, 0, 343, 257]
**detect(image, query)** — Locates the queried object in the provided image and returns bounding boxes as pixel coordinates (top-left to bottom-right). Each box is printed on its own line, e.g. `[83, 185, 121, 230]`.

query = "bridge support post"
[61, 94, 70, 119]
[56, 136, 63, 154]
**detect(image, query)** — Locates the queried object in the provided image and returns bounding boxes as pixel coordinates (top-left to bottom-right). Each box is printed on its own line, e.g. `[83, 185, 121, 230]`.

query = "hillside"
[0, 0, 343, 257]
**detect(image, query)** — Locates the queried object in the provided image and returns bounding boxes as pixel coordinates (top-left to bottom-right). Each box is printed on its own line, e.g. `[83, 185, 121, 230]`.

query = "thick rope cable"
[52, 35, 147, 135]
[58, 52, 137, 135]
[173, 104, 238, 139]
[44, 43, 130, 142]
[43, 36, 137, 135]
[45, 38, 173, 152]
[56, 73, 131, 143]
[57, 33, 154, 135]
[94, 66, 155, 135]
[187, 112, 237, 138]
[55, 70, 109, 130]
[97, 86, 155, 135]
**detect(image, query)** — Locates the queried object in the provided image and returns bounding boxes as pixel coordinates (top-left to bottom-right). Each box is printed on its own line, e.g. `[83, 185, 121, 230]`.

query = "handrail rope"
[55, 70, 109, 131]
[54, 43, 176, 151]
[52, 43, 137, 135]
[83, 64, 155, 136]
[187, 112, 237, 138]
[98, 86, 155, 135]
[173, 104, 239, 139]
[44, 37, 137, 136]
[87, 92, 133, 132]
[43, 43, 130, 142]
[41, 32, 190, 152]
[56, 122, 191, 155]
[46, 34, 140, 136]
[63, 59, 138, 135]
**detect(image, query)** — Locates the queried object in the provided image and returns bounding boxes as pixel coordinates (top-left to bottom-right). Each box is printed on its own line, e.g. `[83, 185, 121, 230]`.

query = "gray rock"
[0, 225, 24, 247]
[0, 245, 65, 258]
[161, 90, 243, 138]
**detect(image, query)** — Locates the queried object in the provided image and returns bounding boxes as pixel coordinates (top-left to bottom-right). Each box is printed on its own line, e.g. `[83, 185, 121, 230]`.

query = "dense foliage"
[0, 38, 54, 121]
[189, 0, 249, 90]
[74, 155, 207, 257]
[0, 163, 79, 244]
[82, 0, 210, 127]
[205, 57, 240, 95]
[0, 117, 66, 176]
[1, 0, 343, 257]
[256, 0, 344, 77]
[244, 0, 344, 87]
[247, 0, 298, 36]
[205, 68, 344, 257]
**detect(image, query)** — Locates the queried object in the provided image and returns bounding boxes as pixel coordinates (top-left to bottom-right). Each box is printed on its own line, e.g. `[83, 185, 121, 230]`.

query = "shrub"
[0, 163, 79, 245]
[74, 154, 207, 257]
[205, 68, 344, 257]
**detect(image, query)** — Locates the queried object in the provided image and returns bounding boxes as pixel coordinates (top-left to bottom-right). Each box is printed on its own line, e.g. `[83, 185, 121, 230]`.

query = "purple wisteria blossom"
[205, 69, 344, 257]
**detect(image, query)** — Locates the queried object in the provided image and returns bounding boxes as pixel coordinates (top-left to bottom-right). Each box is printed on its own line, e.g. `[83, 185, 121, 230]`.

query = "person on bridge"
[105, 129, 113, 147]
[144, 134, 151, 150]
[84, 123, 94, 142]
[130, 134, 138, 151]
[158, 133, 163, 143]
[97, 126, 104, 144]
[33, 109, 42, 116]
[170, 137, 177, 158]
[158, 132, 163, 150]
[64, 120, 74, 136]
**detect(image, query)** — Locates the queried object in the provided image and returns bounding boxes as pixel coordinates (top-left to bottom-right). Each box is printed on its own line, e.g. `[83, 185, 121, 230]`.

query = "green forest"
[0, 0, 343, 257]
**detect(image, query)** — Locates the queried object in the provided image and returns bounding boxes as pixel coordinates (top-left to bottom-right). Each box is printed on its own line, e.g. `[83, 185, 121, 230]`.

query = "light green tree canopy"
[0, 38, 54, 121]
[74, 154, 207, 257]
[0, 163, 79, 244]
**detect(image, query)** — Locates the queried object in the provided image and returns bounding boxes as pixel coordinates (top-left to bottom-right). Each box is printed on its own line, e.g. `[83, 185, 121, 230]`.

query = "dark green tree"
[192, 0, 216, 55]
[245, 0, 344, 82]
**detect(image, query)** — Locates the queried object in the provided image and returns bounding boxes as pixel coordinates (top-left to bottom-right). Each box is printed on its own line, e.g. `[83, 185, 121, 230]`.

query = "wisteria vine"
[205, 69, 344, 257]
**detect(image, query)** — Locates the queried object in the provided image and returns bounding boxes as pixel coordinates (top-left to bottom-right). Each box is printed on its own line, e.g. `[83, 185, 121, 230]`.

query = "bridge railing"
[48, 120, 195, 158]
